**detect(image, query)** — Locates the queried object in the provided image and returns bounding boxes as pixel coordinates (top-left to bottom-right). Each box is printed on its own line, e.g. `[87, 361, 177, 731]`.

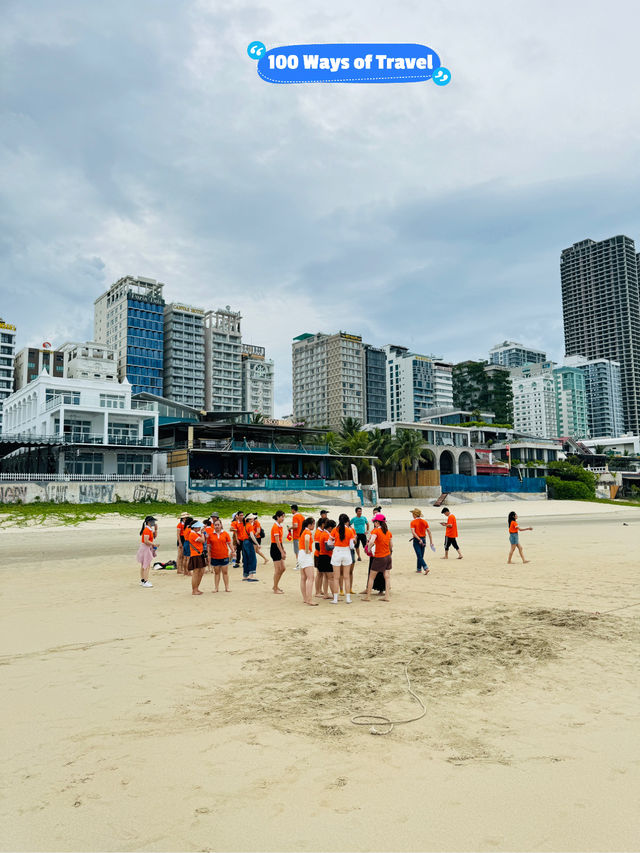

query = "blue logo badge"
[247, 41, 266, 60]
[432, 67, 451, 86]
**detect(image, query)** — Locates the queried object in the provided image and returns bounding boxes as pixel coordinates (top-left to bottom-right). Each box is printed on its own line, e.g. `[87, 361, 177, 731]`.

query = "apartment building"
[561, 235, 640, 434]
[565, 355, 624, 438]
[385, 345, 454, 422]
[489, 340, 548, 368]
[94, 275, 165, 396]
[241, 345, 274, 418]
[163, 303, 206, 409]
[0, 318, 17, 431]
[204, 307, 243, 411]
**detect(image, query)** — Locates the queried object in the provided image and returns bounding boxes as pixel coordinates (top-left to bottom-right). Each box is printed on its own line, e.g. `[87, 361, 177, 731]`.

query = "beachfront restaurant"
[158, 417, 373, 503]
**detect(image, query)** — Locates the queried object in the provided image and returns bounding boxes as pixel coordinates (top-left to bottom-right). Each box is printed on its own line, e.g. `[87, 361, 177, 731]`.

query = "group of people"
[136, 503, 534, 598]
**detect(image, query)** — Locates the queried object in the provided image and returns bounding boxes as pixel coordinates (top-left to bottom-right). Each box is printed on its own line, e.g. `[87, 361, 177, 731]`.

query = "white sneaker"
[140, 580, 153, 588]
[346, 594, 352, 603]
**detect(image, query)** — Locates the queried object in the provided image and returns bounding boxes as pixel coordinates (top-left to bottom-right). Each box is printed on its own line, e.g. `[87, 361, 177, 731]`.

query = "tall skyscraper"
[565, 355, 624, 438]
[561, 236, 640, 434]
[204, 307, 243, 411]
[94, 276, 165, 396]
[292, 331, 365, 429]
[384, 345, 453, 422]
[489, 340, 547, 368]
[163, 303, 206, 409]
[0, 318, 17, 431]
[363, 344, 387, 424]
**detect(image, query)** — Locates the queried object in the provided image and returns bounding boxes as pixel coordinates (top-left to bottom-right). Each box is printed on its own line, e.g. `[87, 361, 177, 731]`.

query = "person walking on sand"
[410, 508, 434, 574]
[440, 507, 463, 560]
[137, 515, 157, 588]
[298, 517, 318, 606]
[208, 518, 234, 591]
[186, 520, 208, 594]
[251, 512, 269, 564]
[364, 513, 393, 602]
[350, 506, 370, 562]
[507, 511, 532, 564]
[329, 514, 356, 603]
[270, 510, 287, 594]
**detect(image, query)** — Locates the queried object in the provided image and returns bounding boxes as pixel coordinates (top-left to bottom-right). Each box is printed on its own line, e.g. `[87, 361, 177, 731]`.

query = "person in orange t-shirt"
[440, 507, 463, 560]
[270, 510, 287, 594]
[410, 508, 434, 574]
[290, 504, 305, 566]
[185, 520, 207, 594]
[507, 511, 532, 564]
[207, 518, 234, 591]
[298, 517, 318, 606]
[364, 514, 393, 601]
[176, 512, 189, 574]
[230, 511, 244, 567]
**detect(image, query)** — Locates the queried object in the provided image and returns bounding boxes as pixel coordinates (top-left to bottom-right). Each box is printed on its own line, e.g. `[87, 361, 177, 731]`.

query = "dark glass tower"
[561, 236, 640, 435]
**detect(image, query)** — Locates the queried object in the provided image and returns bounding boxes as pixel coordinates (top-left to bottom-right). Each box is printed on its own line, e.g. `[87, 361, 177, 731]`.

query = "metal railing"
[0, 432, 156, 447]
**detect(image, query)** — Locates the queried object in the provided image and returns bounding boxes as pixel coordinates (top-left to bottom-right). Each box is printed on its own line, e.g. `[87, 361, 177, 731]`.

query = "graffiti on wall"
[45, 484, 69, 503]
[78, 484, 115, 504]
[132, 484, 159, 502]
[0, 485, 28, 504]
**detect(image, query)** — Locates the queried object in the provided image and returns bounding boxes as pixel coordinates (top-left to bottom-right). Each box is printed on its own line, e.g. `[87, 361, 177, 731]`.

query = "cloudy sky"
[2, 0, 640, 414]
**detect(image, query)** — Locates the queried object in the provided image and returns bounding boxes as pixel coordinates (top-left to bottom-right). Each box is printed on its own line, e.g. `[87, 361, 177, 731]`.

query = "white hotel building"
[1, 373, 159, 475]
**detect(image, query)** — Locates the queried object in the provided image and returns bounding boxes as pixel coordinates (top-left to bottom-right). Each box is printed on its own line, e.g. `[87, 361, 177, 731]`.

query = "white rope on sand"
[350, 663, 427, 736]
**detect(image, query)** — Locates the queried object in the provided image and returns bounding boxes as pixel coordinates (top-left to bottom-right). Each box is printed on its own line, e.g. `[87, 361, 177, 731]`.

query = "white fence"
[0, 473, 174, 482]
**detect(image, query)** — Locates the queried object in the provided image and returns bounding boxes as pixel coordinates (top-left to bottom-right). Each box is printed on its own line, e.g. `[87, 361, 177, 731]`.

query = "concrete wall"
[0, 480, 176, 504]
[187, 487, 362, 507]
[378, 486, 441, 500]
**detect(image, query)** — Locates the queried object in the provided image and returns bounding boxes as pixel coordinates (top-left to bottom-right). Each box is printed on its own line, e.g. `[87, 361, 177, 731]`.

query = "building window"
[65, 452, 104, 475]
[117, 453, 152, 475]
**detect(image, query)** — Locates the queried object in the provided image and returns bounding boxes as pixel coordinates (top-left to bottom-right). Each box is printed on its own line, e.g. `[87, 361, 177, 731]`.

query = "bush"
[546, 461, 597, 494]
[546, 476, 594, 500]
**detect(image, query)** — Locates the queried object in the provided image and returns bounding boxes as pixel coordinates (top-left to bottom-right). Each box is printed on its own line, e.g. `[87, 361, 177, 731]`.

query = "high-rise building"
[14, 344, 67, 390]
[384, 345, 453, 422]
[553, 366, 589, 439]
[363, 344, 387, 425]
[241, 345, 274, 418]
[204, 307, 243, 411]
[565, 355, 624, 438]
[292, 331, 365, 429]
[489, 340, 548, 368]
[0, 318, 17, 431]
[561, 235, 640, 434]
[163, 303, 206, 409]
[94, 275, 165, 396]
[511, 362, 558, 439]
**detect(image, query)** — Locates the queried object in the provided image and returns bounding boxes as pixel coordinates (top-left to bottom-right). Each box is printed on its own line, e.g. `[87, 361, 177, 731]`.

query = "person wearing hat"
[364, 513, 393, 602]
[176, 512, 189, 575]
[186, 520, 208, 594]
[410, 508, 434, 574]
[137, 515, 157, 588]
[239, 513, 258, 581]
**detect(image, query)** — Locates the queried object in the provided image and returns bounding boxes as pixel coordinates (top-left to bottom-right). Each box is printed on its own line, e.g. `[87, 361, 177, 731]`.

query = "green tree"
[390, 429, 428, 498]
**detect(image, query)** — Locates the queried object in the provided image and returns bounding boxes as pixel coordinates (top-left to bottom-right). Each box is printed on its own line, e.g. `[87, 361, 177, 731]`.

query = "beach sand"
[1, 498, 639, 852]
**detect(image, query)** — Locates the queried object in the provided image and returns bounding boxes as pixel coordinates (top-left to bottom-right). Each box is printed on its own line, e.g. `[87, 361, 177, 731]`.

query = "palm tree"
[390, 429, 428, 498]
[250, 412, 264, 424]
[340, 417, 362, 438]
[366, 428, 394, 471]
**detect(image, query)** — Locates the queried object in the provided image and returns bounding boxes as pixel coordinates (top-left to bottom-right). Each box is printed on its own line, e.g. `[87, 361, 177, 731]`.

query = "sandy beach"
[1, 498, 639, 852]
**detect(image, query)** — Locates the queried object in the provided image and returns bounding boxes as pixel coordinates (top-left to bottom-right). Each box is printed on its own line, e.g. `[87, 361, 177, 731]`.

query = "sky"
[2, 0, 640, 415]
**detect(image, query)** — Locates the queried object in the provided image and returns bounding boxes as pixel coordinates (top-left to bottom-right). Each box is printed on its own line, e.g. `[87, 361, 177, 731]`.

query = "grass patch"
[0, 497, 318, 528]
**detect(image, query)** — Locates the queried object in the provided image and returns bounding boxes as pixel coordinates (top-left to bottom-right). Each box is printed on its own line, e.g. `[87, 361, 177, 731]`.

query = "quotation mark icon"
[247, 41, 266, 60]
[433, 67, 451, 86]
